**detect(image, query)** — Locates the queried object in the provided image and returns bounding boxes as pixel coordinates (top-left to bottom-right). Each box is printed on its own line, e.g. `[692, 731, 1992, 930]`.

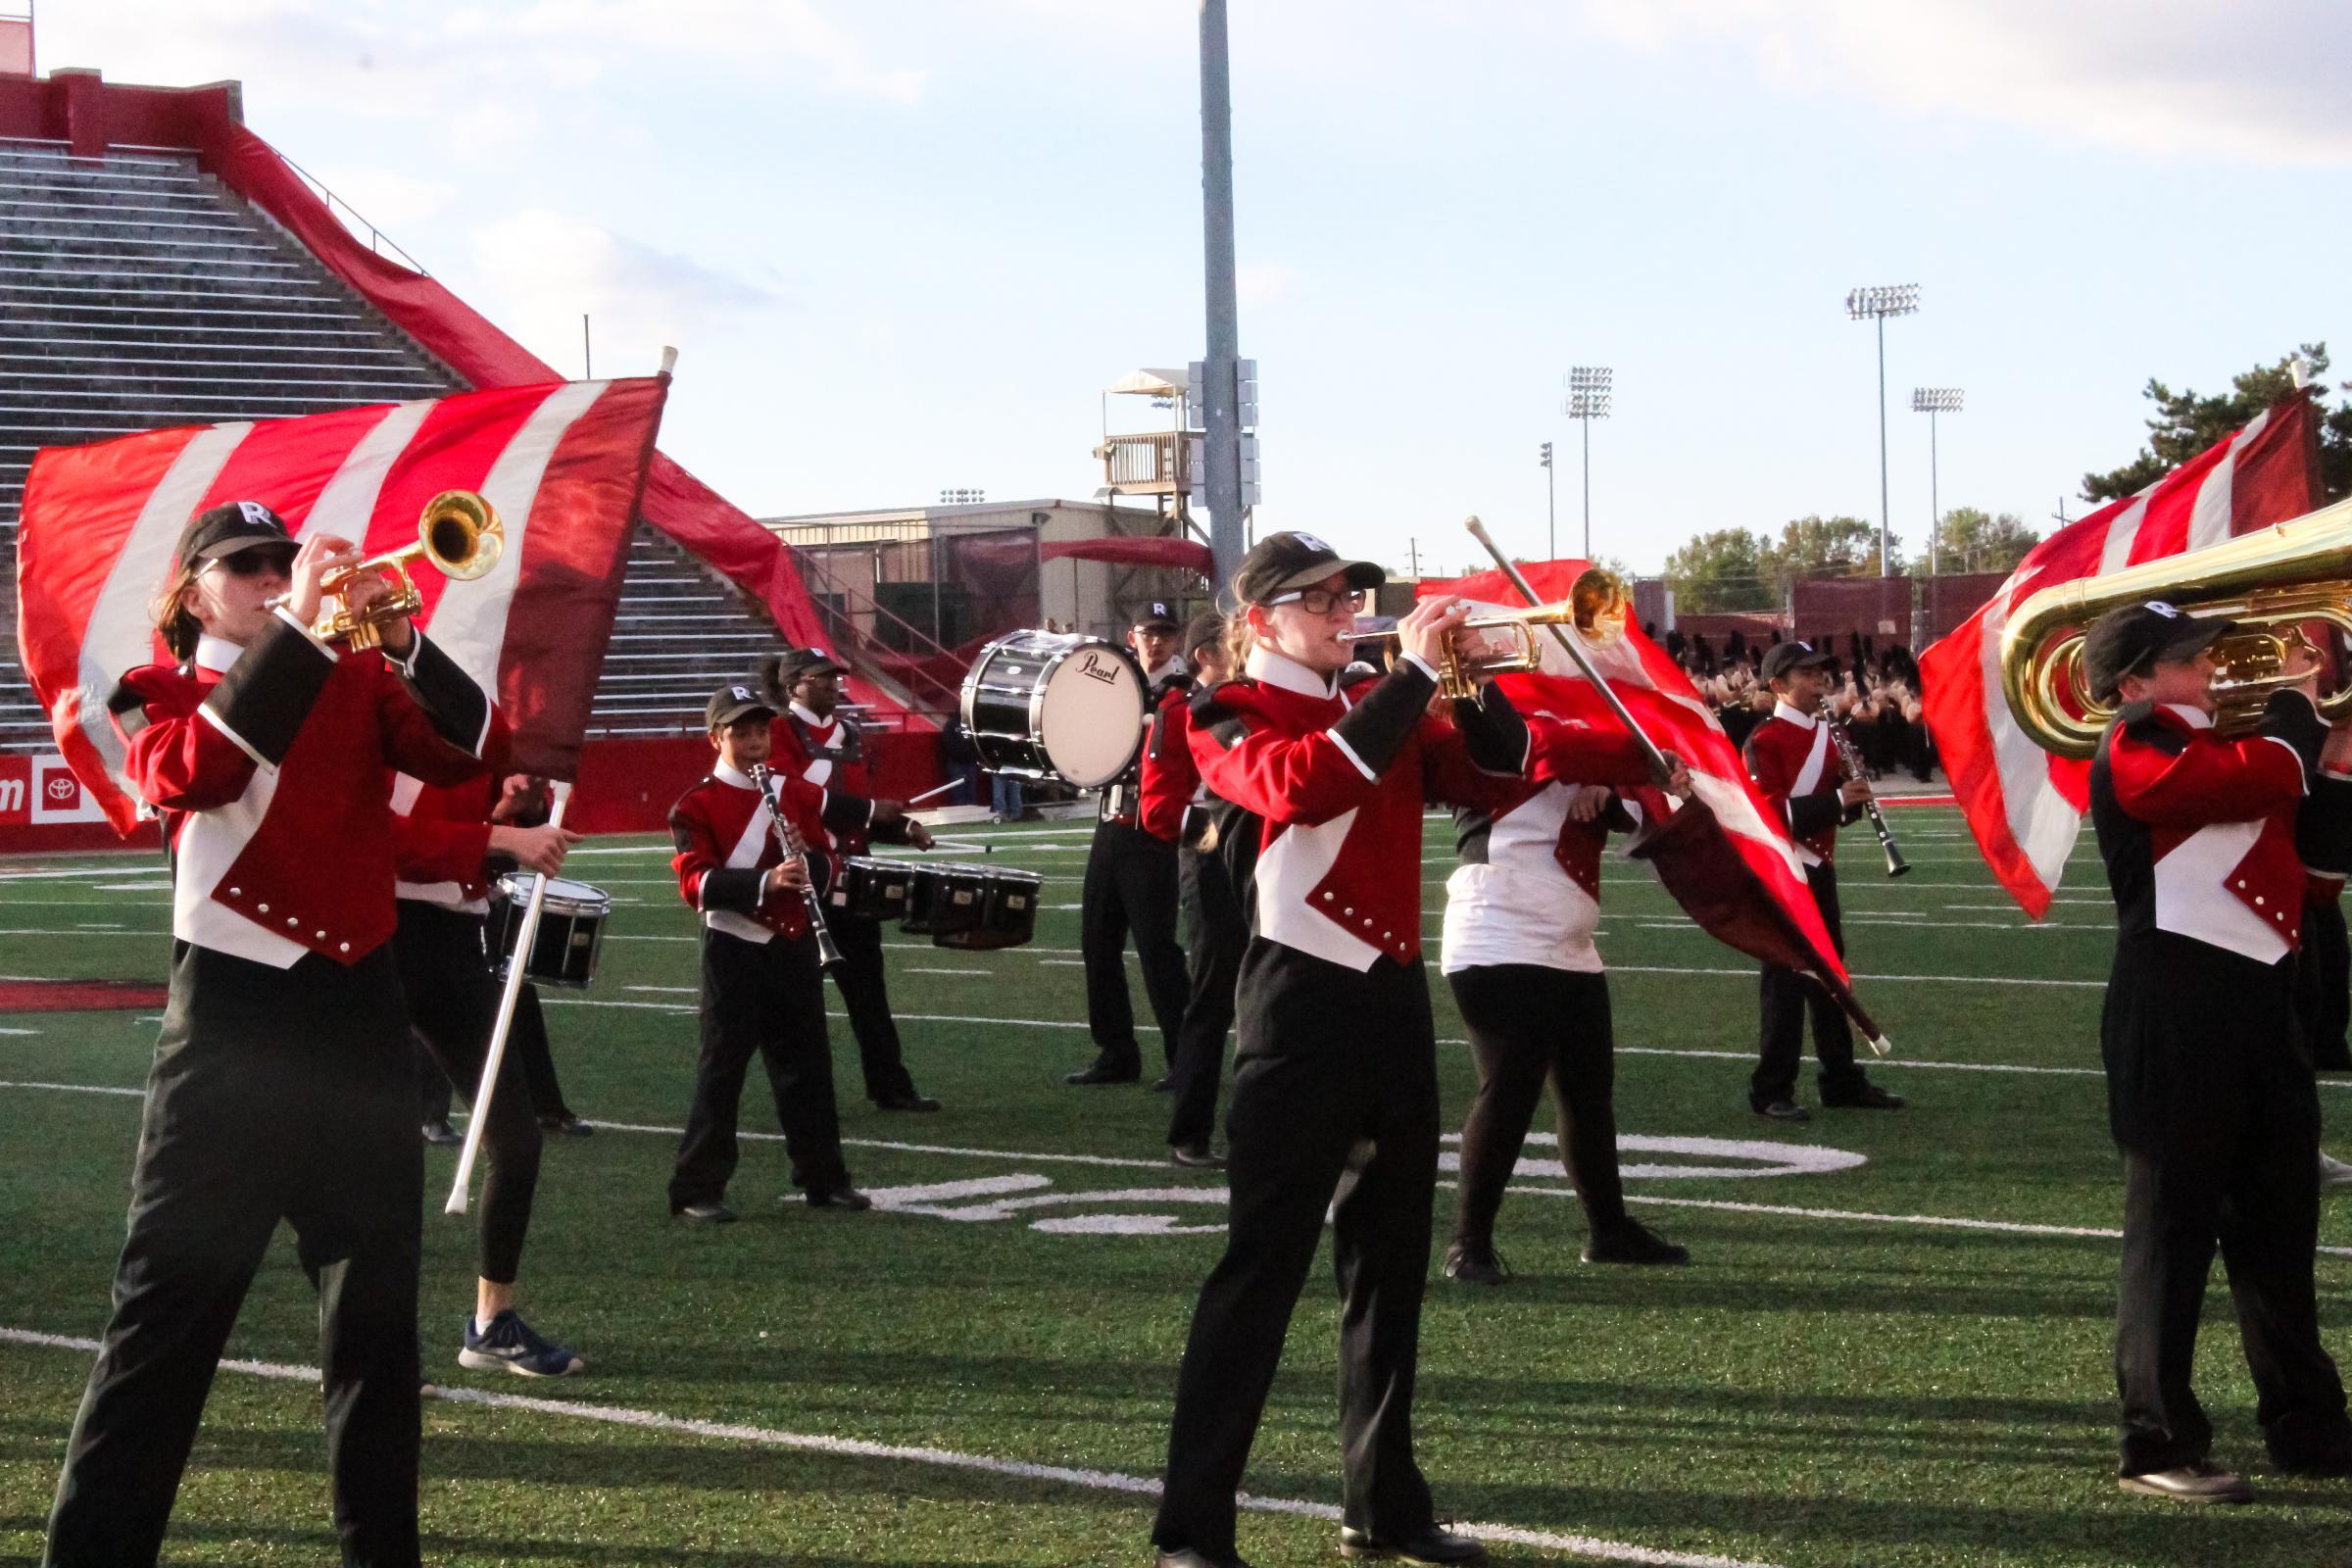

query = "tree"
[2082, 343, 2352, 505]
[1761, 514, 1900, 591]
[1933, 507, 2039, 574]
[1662, 527, 1772, 612]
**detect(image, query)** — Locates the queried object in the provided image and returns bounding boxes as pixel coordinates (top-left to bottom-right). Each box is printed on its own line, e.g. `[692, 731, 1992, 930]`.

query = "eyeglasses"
[207, 547, 295, 578]
[1265, 587, 1366, 616]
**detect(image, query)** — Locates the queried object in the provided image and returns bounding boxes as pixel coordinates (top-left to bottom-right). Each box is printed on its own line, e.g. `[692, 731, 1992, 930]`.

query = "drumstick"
[446, 781, 572, 1216]
[906, 780, 960, 805]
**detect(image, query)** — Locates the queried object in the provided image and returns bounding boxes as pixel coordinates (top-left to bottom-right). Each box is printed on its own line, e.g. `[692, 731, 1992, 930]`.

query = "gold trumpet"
[1359, 568, 1632, 699]
[1999, 494, 2352, 760]
[312, 490, 505, 650]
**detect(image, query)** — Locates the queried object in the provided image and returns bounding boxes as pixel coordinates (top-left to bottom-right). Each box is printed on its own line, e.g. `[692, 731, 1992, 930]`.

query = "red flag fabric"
[1919, 393, 2320, 917]
[1418, 561, 1887, 1045]
[16, 378, 668, 836]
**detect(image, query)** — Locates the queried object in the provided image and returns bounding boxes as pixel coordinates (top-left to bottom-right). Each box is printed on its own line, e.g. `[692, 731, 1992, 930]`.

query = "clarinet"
[747, 762, 846, 969]
[1820, 699, 1910, 878]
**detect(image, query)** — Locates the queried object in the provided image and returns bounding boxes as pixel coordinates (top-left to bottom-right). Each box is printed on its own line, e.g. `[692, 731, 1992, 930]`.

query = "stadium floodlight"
[938, 488, 986, 506]
[1912, 388, 1964, 576]
[1846, 284, 1921, 578]
[1561, 367, 1613, 559]
[1540, 441, 1555, 559]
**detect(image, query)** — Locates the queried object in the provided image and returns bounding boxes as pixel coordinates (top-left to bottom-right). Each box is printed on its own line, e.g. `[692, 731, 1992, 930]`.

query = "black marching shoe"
[1443, 1240, 1510, 1287]
[673, 1200, 737, 1225]
[1821, 1084, 1906, 1110]
[2117, 1460, 2255, 1503]
[1064, 1057, 1141, 1086]
[539, 1111, 595, 1137]
[1752, 1098, 1811, 1122]
[1339, 1524, 1489, 1564]
[1151, 1073, 1177, 1093]
[1582, 1219, 1690, 1266]
[421, 1119, 462, 1147]
[1170, 1142, 1227, 1170]
[874, 1092, 943, 1112]
[1155, 1550, 1253, 1568]
[805, 1186, 874, 1211]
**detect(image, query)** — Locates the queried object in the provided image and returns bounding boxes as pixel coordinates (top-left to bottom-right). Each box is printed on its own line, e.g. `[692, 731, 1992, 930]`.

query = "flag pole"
[1462, 515, 1673, 783]
[445, 780, 572, 1214]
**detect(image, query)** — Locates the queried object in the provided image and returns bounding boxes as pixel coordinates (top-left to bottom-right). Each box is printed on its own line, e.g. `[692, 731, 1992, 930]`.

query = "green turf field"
[6, 805, 2352, 1567]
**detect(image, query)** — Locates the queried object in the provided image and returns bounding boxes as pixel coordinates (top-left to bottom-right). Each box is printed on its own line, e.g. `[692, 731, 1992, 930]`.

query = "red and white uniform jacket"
[669, 760, 873, 945]
[392, 772, 504, 914]
[769, 704, 921, 859]
[1102, 659, 1191, 828]
[1188, 646, 1530, 971]
[1743, 701, 1854, 868]
[1441, 713, 1657, 976]
[2088, 697, 2325, 964]
[109, 612, 506, 967]
[1140, 679, 1201, 845]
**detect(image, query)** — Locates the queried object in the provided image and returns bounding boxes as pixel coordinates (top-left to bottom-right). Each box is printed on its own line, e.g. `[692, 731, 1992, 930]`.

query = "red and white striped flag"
[1421, 562, 1888, 1043]
[1919, 393, 2320, 917]
[15, 377, 668, 836]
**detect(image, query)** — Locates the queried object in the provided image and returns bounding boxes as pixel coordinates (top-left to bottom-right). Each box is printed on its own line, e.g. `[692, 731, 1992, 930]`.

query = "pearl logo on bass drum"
[1075, 651, 1122, 686]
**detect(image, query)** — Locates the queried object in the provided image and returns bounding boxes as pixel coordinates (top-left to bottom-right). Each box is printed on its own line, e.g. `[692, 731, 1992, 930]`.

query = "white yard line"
[0, 1325, 1784, 1568]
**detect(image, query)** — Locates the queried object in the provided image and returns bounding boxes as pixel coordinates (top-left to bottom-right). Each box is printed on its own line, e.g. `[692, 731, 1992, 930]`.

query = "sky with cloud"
[34, 0, 2352, 576]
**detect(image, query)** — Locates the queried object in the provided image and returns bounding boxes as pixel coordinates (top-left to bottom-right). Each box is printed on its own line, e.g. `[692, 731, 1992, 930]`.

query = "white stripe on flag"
[1976, 576, 2078, 898]
[2095, 489, 2153, 576]
[74, 421, 254, 796]
[305, 398, 434, 542]
[2184, 407, 2265, 555]
[425, 380, 611, 695]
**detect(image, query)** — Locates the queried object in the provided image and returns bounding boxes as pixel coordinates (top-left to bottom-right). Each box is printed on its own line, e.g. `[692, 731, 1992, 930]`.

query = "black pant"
[1155, 942, 1439, 1559]
[1752, 862, 1868, 1106]
[2103, 934, 2350, 1473]
[827, 910, 919, 1102]
[394, 902, 544, 1285]
[1166, 845, 1246, 1149]
[669, 926, 850, 1209]
[46, 944, 421, 1568]
[2295, 895, 2351, 1069]
[1081, 819, 1191, 1070]
[1448, 964, 1626, 1245]
[419, 981, 568, 1124]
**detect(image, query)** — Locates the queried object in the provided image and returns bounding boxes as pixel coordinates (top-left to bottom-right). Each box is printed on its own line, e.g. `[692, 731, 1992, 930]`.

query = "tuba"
[312, 490, 505, 650]
[1999, 494, 2352, 760]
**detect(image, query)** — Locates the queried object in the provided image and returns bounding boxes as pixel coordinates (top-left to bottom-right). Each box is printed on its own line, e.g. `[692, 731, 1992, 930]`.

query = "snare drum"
[960, 630, 1148, 788]
[932, 866, 1045, 952]
[901, 861, 992, 936]
[829, 856, 912, 922]
[484, 872, 611, 989]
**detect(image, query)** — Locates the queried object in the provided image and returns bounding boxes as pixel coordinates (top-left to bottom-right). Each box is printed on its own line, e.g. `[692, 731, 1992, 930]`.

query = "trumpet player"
[1742, 641, 1905, 1121]
[46, 503, 507, 1568]
[2083, 603, 2352, 1501]
[665, 683, 899, 1223]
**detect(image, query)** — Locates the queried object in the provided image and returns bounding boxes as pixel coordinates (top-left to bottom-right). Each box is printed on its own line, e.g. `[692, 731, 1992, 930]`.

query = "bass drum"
[960, 630, 1148, 789]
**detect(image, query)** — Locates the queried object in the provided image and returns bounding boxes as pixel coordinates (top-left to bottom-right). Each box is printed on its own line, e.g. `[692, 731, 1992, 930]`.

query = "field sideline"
[6, 806, 2352, 1567]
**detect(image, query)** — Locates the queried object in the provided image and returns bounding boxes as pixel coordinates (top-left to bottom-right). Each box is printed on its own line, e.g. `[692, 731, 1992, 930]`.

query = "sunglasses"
[207, 546, 295, 578]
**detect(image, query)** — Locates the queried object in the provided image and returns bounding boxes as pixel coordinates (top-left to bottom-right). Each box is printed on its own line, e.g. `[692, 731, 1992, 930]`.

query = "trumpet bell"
[419, 489, 504, 581]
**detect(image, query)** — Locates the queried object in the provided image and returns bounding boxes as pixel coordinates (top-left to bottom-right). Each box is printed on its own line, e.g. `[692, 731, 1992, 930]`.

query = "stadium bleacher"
[0, 135, 782, 752]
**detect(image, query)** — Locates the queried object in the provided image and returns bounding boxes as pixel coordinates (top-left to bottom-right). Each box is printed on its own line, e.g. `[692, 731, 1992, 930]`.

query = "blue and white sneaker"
[459, 1310, 585, 1378]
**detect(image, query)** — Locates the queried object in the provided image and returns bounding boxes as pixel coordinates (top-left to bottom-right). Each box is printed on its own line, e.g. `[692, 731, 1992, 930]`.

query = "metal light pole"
[1910, 387, 1962, 574]
[1563, 367, 1611, 561]
[1198, 0, 1246, 604]
[1539, 441, 1554, 560]
[1845, 285, 1919, 577]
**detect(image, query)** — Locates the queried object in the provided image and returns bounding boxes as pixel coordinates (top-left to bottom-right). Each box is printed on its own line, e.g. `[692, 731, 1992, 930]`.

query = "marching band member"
[46, 503, 505, 1568]
[1441, 719, 1691, 1286]
[1068, 601, 1196, 1088]
[1742, 641, 1905, 1120]
[666, 683, 892, 1222]
[759, 646, 942, 1112]
[1164, 612, 1244, 1168]
[1152, 533, 1532, 1568]
[2085, 602, 2352, 1502]
[391, 770, 585, 1377]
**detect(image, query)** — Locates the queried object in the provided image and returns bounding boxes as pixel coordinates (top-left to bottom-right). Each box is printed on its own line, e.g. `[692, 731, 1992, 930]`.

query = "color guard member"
[392, 770, 585, 1377]
[759, 646, 942, 1112]
[1068, 601, 1195, 1087]
[2085, 602, 2352, 1502]
[1152, 532, 1534, 1568]
[1742, 641, 1904, 1120]
[666, 683, 892, 1221]
[45, 503, 504, 1568]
